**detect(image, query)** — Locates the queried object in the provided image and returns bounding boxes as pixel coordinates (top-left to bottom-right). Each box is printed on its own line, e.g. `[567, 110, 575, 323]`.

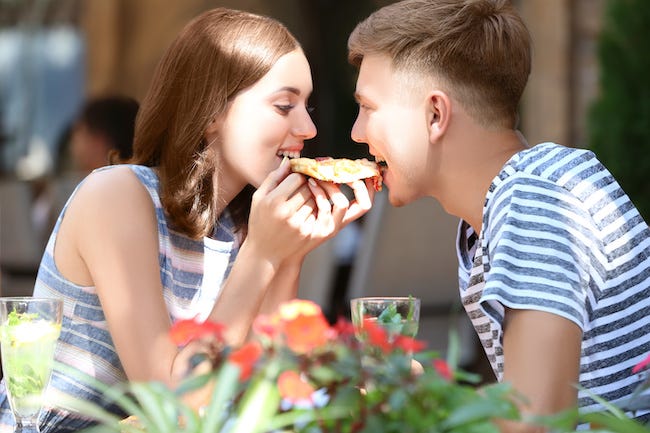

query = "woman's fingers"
[289, 198, 316, 228]
[248, 168, 375, 264]
[342, 178, 374, 225]
[256, 157, 291, 196]
[305, 178, 374, 230]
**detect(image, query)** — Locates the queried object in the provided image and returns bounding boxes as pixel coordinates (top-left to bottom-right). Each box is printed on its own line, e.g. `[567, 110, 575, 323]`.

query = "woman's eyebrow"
[274, 86, 301, 96]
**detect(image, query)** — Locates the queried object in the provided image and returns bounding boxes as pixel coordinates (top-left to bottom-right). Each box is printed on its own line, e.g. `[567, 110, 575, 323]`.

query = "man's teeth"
[374, 155, 387, 166]
[278, 151, 301, 159]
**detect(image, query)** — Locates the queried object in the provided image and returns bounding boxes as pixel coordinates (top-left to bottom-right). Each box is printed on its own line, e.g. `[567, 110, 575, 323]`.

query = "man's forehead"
[356, 54, 434, 104]
[355, 54, 394, 94]
[358, 53, 394, 77]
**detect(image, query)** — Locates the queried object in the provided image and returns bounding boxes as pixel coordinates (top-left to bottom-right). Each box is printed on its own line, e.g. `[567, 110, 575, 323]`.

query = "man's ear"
[426, 91, 451, 141]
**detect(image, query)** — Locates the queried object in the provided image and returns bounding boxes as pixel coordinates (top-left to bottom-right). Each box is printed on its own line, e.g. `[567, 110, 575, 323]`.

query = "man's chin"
[386, 185, 421, 208]
[387, 190, 408, 208]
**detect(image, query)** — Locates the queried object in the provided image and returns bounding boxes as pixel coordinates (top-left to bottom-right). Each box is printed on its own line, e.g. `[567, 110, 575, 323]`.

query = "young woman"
[0, 8, 374, 432]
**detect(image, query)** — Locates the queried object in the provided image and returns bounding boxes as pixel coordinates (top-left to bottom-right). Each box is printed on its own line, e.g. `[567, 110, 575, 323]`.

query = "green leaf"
[200, 362, 240, 433]
[446, 327, 460, 370]
[378, 303, 400, 324]
[129, 382, 180, 433]
[308, 364, 339, 383]
[266, 405, 352, 431]
[579, 411, 650, 433]
[54, 395, 126, 432]
[577, 385, 629, 420]
[442, 397, 518, 429]
[54, 362, 149, 424]
[175, 371, 214, 396]
[229, 362, 281, 433]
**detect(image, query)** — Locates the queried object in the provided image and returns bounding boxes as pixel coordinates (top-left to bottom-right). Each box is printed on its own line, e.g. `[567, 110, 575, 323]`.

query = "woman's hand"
[246, 158, 374, 266]
[211, 159, 375, 345]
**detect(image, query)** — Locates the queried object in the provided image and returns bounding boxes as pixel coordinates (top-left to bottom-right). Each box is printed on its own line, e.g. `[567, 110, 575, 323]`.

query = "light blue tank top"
[0, 165, 240, 432]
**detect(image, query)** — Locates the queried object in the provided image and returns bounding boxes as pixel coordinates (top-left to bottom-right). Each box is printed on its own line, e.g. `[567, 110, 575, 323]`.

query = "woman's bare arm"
[56, 167, 180, 386]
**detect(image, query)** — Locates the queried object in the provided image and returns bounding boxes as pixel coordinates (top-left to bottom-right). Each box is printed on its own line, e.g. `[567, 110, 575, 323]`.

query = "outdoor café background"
[3, 0, 649, 379]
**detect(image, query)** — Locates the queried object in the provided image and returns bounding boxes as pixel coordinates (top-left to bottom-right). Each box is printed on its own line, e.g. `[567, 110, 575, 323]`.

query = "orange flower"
[277, 370, 316, 403]
[170, 318, 225, 346]
[272, 300, 332, 354]
[228, 341, 263, 381]
[283, 312, 331, 354]
[276, 299, 323, 321]
[433, 359, 453, 381]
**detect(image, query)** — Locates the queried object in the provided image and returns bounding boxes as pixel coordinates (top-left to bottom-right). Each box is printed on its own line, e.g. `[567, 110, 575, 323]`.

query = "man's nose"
[351, 116, 366, 143]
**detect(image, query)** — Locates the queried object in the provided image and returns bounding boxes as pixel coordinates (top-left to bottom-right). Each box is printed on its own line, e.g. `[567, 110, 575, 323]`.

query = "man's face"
[351, 54, 432, 207]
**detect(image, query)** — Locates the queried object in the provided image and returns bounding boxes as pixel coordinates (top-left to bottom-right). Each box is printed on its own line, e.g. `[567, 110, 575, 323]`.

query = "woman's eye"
[275, 104, 294, 114]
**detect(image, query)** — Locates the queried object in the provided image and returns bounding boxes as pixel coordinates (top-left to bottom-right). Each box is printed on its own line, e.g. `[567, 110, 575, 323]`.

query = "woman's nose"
[294, 109, 317, 140]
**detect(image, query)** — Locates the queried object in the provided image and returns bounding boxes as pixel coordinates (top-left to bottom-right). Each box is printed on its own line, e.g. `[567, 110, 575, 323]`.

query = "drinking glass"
[0, 297, 63, 433]
[350, 296, 421, 343]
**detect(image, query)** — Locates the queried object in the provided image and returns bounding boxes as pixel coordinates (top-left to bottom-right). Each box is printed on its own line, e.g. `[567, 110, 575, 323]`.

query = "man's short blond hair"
[348, 0, 531, 129]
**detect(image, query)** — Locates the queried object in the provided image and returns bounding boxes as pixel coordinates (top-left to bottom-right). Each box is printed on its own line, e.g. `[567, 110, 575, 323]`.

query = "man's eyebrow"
[353, 91, 362, 103]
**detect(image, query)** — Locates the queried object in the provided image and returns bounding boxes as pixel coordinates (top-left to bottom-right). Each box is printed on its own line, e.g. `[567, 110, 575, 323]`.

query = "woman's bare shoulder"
[54, 166, 160, 285]
[76, 166, 151, 205]
[64, 166, 157, 227]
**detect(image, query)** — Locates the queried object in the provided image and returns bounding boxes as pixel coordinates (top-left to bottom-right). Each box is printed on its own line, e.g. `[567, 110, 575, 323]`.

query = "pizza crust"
[289, 157, 382, 191]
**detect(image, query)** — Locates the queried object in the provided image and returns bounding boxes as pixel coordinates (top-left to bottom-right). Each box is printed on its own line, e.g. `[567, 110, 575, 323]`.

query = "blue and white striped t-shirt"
[457, 142, 650, 422]
[0, 165, 240, 432]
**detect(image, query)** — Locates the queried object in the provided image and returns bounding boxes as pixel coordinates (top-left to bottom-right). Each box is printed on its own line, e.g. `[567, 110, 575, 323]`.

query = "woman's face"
[214, 49, 316, 196]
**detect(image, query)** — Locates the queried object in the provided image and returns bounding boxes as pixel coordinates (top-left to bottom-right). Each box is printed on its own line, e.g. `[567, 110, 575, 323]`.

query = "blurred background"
[1, 0, 649, 379]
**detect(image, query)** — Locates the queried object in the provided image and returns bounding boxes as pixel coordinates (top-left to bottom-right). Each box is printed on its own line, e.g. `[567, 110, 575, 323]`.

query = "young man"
[347, 0, 650, 430]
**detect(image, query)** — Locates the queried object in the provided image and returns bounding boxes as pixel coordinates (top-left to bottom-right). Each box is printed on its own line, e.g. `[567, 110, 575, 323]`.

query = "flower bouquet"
[59, 299, 521, 433]
[58, 299, 649, 432]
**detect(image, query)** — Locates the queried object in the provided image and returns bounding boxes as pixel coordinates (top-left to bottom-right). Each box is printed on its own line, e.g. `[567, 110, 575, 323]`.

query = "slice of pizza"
[289, 157, 383, 191]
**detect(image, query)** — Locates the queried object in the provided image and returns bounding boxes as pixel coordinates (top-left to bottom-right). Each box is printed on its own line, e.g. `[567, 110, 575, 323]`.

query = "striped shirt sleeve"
[481, 173, 597, 329]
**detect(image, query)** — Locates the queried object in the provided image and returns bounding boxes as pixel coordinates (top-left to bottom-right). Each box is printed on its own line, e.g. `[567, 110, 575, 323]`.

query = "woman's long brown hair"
[130, 8, 300, 239]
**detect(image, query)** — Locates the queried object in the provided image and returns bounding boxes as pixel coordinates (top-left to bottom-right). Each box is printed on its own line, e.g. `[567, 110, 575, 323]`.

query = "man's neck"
[434, 128, 528, 235]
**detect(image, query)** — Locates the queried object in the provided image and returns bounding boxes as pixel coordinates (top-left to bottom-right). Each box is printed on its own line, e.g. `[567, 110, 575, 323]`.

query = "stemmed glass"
[0, 297, 63, 433]
[350, 296, 421, 343]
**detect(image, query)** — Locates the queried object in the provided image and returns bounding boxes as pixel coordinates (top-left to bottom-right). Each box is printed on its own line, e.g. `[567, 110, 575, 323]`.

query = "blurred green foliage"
[588, 0, 650, 221]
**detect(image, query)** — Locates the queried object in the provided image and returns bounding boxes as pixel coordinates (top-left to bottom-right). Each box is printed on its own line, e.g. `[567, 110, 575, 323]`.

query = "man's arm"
[498, 308, 582, 432]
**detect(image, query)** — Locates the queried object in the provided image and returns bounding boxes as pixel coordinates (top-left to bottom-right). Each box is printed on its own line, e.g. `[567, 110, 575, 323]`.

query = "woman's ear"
[426, 90, 451, 142]
[205, 116, 220, 135]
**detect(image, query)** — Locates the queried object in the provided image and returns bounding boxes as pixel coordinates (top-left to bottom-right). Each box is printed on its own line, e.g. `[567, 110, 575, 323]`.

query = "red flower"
[170, 318, 225, 346]
[333, 317, 356, 338]
[277, 370, 316, 403]
[632, 352, 650, 374]
[229, 341, 263, 381]
[433, 359, 453, 381]
[361, 318, 392, 354]
[394, 335, 427, 353]
[252, 313, 280, 339]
